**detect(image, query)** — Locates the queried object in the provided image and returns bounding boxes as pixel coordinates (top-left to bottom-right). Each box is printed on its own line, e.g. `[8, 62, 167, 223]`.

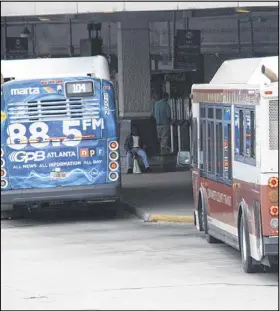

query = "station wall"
[1, 9, 278, 82]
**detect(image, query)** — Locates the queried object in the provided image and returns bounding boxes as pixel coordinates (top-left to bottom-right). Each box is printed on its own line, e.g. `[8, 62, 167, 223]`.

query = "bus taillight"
[269, 206, 279, 216]
[109, 151, 119, 161]
[1, 169, 7, 178]
[109, 161, 119, 171]
[270, 218, 278, 229]
[109, 141, 118, 151]
[109, 172, 119, 182]
[268, 190, 278, 203]
[1, 179, 8, 189]
[268, 177, 278, 188]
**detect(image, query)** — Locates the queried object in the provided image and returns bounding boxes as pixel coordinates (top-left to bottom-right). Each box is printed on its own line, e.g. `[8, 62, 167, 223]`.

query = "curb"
[124, 202, 194, 224]
[148, 214, 194, 223]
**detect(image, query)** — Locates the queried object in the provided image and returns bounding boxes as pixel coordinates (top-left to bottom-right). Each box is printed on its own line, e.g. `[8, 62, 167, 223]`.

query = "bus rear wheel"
[106, 199, 125, 218]
[1, 207, 24, 220]
[239, 215, 260, 273]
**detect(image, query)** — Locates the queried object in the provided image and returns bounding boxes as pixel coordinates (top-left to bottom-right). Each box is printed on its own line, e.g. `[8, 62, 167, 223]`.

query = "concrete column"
[117, 20, 151, 118]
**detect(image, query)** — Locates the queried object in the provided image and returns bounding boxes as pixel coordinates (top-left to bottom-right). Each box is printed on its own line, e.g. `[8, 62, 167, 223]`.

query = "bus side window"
[223, 107, 232, 182]
[216, 122, 223, 177]
[249, 110, 255, 159]
[239, 110, 244, 156]
[201, 120, 207, 172]
[207, 120, 215, 175]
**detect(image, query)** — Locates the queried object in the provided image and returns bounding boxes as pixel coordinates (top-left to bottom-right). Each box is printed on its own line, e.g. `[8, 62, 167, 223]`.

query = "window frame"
[199, 103, 233, 185]
[192, 117, 198, 167]
[234, 106, 256, 166]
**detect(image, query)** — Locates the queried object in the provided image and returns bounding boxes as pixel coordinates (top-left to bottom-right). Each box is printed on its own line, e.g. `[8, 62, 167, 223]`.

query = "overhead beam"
[1, 1, 278, 17]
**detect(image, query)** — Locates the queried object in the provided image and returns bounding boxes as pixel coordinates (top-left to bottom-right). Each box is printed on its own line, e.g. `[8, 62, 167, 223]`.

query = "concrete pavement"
[1, 208, 278, 310]
[122, 171, 194, 223]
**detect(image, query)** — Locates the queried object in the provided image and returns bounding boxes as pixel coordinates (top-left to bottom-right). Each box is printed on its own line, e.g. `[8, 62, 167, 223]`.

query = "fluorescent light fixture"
[236, 8, 250, 13]
[39, 17, 51, 21]
[20, 26, 31, 38]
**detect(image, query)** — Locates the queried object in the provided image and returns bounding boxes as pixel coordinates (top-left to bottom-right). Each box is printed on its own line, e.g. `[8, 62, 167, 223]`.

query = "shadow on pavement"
[1, 202, 132, 228]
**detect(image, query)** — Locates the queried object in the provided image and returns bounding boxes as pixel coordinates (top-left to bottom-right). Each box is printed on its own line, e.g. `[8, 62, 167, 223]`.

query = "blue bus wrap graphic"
[1, 77, 119, 190]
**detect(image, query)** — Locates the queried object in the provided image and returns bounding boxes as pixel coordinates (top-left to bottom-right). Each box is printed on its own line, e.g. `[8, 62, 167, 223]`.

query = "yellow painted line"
[148, 214, 194, 223]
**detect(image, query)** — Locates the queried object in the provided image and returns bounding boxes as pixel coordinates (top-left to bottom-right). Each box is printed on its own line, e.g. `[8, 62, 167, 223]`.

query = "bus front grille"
[7, 98, 100, 123]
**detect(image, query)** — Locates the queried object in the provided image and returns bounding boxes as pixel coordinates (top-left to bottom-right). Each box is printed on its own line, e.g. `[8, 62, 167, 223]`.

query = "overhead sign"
[6, 37, 28, 59]
[174, 29, 201, 71]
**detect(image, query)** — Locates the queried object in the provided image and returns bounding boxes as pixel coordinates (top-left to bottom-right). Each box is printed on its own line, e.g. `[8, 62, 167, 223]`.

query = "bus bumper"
[263, 236, 278, 256]
[1, 183, 121, 210]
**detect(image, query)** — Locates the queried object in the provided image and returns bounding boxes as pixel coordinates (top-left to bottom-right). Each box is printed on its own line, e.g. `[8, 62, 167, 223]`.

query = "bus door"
[2, 78, 118, 190]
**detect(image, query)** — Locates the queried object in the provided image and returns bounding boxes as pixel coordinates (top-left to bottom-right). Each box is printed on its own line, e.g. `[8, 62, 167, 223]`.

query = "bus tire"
[201, 198, 220, 244]
[198, 194, 205, 232]
[1, 208, 24, 220]
[205, 232, 220, 244]
[106, 199, 124, 218]
[239, 215, 259, 273]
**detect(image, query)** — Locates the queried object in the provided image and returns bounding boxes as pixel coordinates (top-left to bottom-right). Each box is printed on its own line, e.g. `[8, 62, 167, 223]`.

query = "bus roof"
[1, 55, 110, 81]
[210, 56, 278, 85]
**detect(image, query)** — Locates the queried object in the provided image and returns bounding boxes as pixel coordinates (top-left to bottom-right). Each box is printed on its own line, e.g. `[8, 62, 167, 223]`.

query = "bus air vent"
[268, 100, 278, 150]
[7, 98, 100, 123]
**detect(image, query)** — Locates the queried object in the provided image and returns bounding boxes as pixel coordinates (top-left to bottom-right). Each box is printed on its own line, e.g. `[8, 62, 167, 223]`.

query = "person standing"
[153, 92, 171, 154]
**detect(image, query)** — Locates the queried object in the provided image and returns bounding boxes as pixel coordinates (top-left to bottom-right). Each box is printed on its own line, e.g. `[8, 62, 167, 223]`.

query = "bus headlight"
[1, 148, 4, 157]
[1, 158, 5, 168]
[109, 172, 119, 182]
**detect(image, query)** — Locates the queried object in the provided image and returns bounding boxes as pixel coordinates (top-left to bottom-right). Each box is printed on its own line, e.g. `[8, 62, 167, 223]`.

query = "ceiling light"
[20, 26, 31, 38]
[39, 17, 51, 21]
[236, 8, 250, 13]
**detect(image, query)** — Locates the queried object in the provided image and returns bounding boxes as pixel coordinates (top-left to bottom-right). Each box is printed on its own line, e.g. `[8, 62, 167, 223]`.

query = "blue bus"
[1, 56, 121, 216]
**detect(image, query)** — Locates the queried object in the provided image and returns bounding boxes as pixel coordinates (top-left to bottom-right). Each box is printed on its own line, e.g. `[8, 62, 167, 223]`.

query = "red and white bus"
[179, 56, 278, 273]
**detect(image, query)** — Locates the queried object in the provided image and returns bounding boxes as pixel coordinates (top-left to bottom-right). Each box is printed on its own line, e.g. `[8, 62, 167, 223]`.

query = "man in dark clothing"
[124, 127, 151, 174]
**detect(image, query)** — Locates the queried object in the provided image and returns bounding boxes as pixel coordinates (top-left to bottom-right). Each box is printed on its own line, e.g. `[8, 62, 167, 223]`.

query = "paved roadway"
[1, 207, 278, 310]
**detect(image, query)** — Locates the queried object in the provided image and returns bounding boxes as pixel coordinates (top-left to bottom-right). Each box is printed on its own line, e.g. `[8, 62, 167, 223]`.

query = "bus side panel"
[101, 80, 121, 185]
[1, 88, 12, 191]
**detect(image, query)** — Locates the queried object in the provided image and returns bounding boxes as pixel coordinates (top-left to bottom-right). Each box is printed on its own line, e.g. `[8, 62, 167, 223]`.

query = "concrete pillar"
[117, 20, 151, 118]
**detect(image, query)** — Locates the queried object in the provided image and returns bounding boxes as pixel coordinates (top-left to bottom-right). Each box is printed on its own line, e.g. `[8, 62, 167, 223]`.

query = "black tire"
[239, 215, 259, 273]
[106, 199, 124, 218]
[1, 208, 24, 220]
[200, 199, 220, 244]
[198, 205, 204, 232]
[205, 232, 220, 244]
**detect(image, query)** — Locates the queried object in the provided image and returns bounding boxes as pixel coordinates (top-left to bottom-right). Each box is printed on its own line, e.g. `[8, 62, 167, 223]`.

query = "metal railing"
[168, 97, 191, 154]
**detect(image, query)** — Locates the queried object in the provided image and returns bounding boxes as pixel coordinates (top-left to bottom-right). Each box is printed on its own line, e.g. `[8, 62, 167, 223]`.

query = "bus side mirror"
[177, 151, 191, 167]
